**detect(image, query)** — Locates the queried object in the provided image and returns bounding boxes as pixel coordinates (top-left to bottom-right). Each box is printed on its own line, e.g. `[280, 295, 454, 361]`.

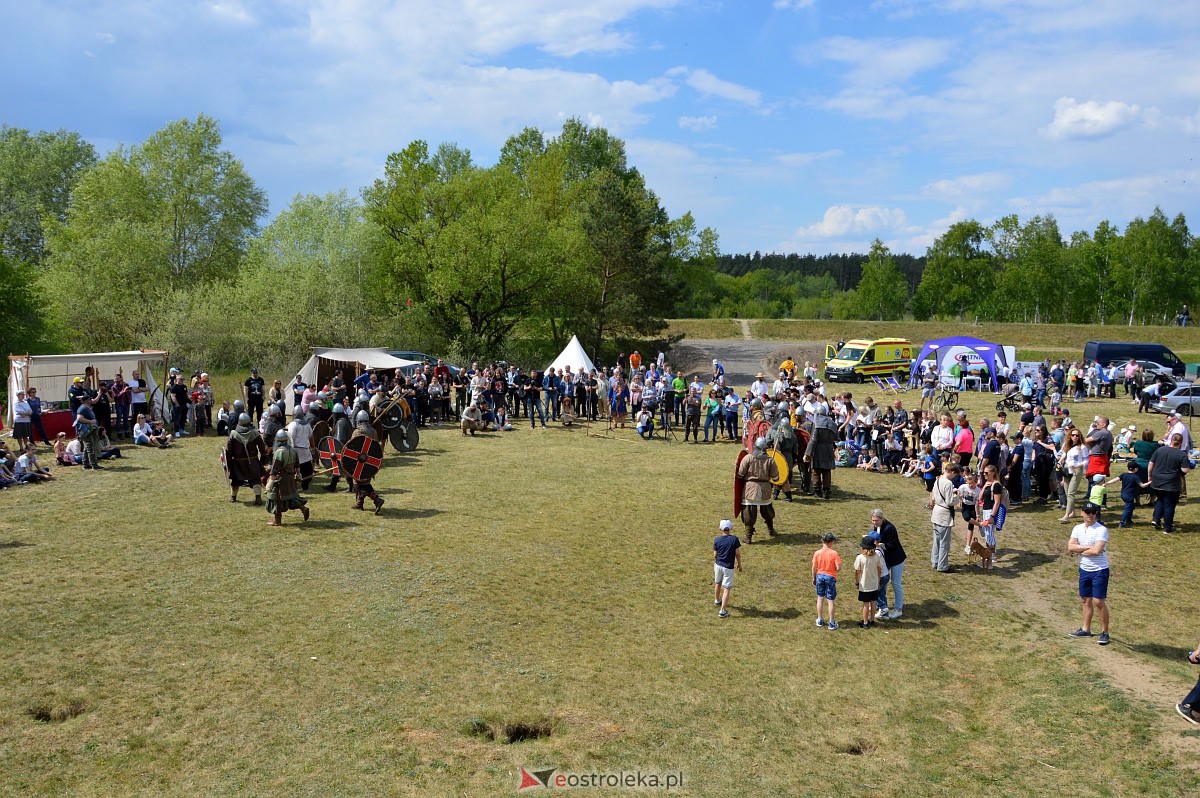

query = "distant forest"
[714, 252, 927, 293]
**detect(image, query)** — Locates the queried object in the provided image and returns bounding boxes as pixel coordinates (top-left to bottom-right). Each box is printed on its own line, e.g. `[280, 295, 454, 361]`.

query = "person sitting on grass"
[899, 445, 920, 477]
[856, 450, 882, 472]
[97, 432, 124, 461]
[15, 444, 55, 482]
[636, 407, 655, 439]
[460, 402, 485, 436]
[133, 414, 172, 448]
[882, 434, 904, 473]
[493, 403, 513, 431]
[53, 433, 75, 466]
[216, 401, 233, 436]
[67, 436, 88, 465]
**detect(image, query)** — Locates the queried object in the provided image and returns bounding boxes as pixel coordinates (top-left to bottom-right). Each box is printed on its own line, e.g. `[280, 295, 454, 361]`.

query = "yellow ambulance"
[823, 338, 914, 383]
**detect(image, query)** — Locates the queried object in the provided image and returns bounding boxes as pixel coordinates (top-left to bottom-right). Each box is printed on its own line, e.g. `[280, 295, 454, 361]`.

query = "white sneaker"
[874, 609, 889, 621]
[888, 609, 903, 620]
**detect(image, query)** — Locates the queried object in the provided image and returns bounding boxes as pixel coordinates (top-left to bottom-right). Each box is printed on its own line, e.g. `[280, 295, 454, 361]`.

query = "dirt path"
[999, 514, 1200, 767]
[669, 339, 826, 388]
[737, 319, 752, 340]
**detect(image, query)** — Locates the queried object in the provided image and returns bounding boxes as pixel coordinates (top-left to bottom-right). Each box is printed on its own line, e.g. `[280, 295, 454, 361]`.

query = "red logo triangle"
[518, 767, 544, 790]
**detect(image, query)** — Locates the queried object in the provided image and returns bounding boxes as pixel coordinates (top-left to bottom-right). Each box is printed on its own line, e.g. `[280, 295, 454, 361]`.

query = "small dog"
[967, 539, 994, 571]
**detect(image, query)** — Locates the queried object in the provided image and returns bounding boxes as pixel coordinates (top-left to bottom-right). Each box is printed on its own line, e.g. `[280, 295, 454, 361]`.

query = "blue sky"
[3, 0, 1199, 255]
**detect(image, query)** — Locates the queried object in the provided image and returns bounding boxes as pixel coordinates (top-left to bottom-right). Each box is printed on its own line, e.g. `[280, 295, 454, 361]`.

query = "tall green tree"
[42, 115, 266, 348]
[1115, 208, 1190, 325]
[852, 238, 908, 320]
[0, 126, 96, 266]
[365, 141, 579, 354]
[912, 220, 992, 321]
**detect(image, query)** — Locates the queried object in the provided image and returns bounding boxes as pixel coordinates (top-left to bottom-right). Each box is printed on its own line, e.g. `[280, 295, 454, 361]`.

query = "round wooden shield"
[310, 419, 330, 459]
[317, 436, 343, 475]
[380, 401, 405, 430]
[769, 450, 789, 486]
[402, 421, 420, 450]
[341, 435, 384, 483]
[388, 425, 407, 452]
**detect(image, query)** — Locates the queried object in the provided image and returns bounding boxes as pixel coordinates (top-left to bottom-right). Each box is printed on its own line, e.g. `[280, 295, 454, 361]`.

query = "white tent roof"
[8, 350, 169, 423]
[295, 348, 422, 387]
[546, 335, 596, 375]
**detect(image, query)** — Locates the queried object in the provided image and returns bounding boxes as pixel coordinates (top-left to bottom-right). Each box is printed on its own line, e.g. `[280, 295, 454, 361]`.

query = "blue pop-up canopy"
[908, 336, 1013, 391]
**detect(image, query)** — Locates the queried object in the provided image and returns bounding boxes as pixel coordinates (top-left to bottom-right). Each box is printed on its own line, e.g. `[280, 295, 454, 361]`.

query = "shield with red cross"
[317, 436, 343, 475]
[341, 435, 384, 482]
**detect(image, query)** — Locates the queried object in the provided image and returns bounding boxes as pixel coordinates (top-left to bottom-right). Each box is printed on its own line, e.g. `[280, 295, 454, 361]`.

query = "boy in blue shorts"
[713, 519, 743, 618]
[811, 532, 842, 630]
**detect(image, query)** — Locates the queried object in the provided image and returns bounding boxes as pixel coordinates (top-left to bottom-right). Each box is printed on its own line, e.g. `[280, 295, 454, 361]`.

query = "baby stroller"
[995, 385, 1024, 413]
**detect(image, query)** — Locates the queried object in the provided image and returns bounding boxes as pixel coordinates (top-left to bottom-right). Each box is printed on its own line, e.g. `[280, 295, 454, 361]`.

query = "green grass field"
[4, 378, 1200, 795]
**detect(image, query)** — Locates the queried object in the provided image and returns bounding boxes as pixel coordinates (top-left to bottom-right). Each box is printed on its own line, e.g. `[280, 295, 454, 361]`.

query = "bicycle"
[930, 384, 959, 414]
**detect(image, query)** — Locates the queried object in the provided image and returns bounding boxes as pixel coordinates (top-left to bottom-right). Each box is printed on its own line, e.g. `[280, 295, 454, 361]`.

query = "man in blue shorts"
[712, 519, 743, 619]
[1068, 502, 1110, 645]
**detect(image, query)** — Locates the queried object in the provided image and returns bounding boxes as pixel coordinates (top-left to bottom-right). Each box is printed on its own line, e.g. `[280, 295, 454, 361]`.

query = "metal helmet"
[332, 403, 345, 415]
[237, 413, 252, 425]
[357, 390, 370, 403]
[355, 410, 371, 424]
[268, 405, 281, 416]
[753, 436, 769, 453]
[815, 405, 829, 417]
[274, 429, 289, 443]
[317, 390, 328, 400]
[233, 399, 245, 413]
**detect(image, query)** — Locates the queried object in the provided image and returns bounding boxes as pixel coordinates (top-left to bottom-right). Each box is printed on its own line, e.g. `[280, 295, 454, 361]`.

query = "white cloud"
[919, 172, 1012, 200]
[796, 205, 914, 238]
[817, 35, 952, 86]
[773, 0, 816, 8]
[95, 32, 116, 44]
[208, 3, 254, 23]
[1043, 97, 1141, 140]
[679, 114, 717, 131]
[306, 0, 685, 61]
[677, 67, 761, 107]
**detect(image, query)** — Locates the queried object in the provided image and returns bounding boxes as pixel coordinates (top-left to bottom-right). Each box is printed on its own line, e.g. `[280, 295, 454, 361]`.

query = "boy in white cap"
[713, 519, 743, 618]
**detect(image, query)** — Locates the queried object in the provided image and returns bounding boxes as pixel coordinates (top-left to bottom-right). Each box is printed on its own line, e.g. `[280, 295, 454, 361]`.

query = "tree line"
[1, 116, 1195, 383]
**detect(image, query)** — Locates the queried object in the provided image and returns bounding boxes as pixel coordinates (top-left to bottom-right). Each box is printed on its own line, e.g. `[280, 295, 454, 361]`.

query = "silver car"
[1151, 381, 1200, 416]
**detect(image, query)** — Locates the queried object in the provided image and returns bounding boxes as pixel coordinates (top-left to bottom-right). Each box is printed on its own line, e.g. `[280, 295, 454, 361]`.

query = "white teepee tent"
[546, 335, 596, 375]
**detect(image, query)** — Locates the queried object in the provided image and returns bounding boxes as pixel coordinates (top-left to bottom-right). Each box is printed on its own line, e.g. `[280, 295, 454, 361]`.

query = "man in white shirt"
[771, 372, 789, 398]
[930, 414, 954, 460]
[1167, 413, 1192, 451]
[750, 372, 769, 400]
[129, 370, 149, 422]
[1067, 503, 1110, 645]
[286, 412, 315, 489]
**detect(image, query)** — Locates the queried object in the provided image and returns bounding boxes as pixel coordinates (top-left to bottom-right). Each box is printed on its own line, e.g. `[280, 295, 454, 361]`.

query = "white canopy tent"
[294, 348, 422, 392]
[7, 350, 170, 424]
[546, 335, 596, 376]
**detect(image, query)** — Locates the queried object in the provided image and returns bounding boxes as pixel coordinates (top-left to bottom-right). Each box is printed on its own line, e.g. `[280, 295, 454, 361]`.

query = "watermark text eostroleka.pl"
[518, 767, 684, 791]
